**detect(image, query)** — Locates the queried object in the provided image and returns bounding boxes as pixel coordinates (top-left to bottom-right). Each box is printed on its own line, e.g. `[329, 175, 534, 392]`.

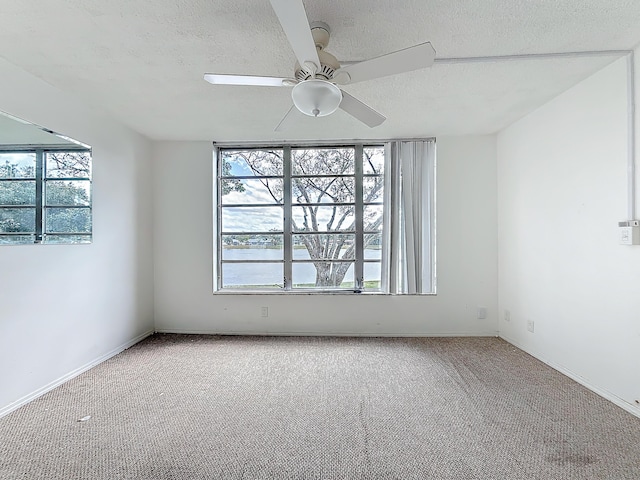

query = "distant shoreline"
[223, 245, 382, 250]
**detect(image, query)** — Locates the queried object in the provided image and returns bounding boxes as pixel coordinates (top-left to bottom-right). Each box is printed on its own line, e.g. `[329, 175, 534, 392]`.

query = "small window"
[0, 148, 92, 245]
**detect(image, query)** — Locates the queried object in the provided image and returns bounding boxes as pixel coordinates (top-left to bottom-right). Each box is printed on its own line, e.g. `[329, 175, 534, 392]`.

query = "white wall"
[497, 56, 640, 414]
[0, 59, 155, 415]
[152, 136, 498, 336]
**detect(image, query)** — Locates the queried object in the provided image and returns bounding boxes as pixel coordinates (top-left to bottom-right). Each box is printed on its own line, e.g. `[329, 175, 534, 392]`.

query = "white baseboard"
[500, 334, 640, 419]
[0, 329, 154, 419]
[155, 328, 499, 337]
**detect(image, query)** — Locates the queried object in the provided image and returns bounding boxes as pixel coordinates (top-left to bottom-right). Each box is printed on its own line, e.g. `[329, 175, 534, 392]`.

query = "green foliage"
[0, 212, 32, 233]
[0, 159, 36, 234]
[0, 180, 35, 206]
[47, 208, 91, 233]
[221, 160, 245, 195]
[46, 181, 90, 206]
[0, 159, 35, 178]
[223, 233, 282, 247]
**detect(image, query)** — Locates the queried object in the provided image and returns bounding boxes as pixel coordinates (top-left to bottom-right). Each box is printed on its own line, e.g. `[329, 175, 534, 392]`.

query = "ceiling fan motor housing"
[295, 49, 340, 81]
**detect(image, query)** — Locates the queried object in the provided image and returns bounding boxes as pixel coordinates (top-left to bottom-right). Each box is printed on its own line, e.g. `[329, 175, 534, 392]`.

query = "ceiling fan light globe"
[291, 80, 342, 117]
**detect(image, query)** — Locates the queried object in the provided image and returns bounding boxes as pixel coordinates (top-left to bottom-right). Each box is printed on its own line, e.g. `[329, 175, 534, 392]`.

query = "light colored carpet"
[1, 334, 639, 479]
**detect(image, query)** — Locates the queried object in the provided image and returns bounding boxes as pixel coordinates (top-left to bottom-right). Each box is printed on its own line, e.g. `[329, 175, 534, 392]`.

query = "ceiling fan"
[204, 0, 436, 130]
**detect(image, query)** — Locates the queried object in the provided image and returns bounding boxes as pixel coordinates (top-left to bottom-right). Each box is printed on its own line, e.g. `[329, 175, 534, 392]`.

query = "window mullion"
[35, 149, 44, 243]
[355, 145, 364, 291]
[283, 146, 292, 290]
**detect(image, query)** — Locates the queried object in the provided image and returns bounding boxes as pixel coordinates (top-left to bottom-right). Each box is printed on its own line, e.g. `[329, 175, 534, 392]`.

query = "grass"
[224, 281, 381, 290]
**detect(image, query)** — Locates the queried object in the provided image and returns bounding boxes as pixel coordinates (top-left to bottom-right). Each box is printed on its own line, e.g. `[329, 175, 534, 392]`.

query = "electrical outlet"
[618, 221, 640, 245]
[504, 310, 511, 322]
[477, 306, 487, 320]
[527, 319, 535, 333]
[261, 306, 268, 318]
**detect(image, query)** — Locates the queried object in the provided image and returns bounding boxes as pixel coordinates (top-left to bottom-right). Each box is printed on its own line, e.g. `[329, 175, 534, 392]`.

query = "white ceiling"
[1, 0, 639, 142]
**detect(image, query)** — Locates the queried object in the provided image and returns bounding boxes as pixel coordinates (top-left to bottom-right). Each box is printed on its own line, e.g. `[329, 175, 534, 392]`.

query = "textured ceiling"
[1, 0, 639, 142]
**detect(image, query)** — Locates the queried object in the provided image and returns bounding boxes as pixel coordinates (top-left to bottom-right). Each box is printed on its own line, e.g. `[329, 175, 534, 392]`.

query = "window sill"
[212, 290, 436, 296]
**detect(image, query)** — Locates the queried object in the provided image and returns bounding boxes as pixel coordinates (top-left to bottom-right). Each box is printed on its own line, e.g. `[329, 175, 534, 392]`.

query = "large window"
[0, 148, 92, 245]
[215, 141, 435, 294]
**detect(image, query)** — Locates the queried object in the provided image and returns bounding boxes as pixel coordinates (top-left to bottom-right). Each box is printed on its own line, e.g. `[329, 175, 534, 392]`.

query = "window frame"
[0, 144, 92, 245]
[215, 143, 384, 293]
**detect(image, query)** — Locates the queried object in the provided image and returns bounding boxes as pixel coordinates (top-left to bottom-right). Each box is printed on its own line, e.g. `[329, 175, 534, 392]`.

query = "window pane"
[292, 205, 354, 232]
[221, 178, 283, 205]
[0, 234, 35, 245]
[0, 208, 35, 233]
[45, 207, 91, 233]
[45, 151, 91, 178]
[293, 234, 355, 260]
[364, 262, 382, 290]
[221, 235, 283, 260]
[364, 205, 384, 232]
[221, 206, 283, 233]
[363, 147, 385, 174]
[0, 181, 35, 205]
[45, 180, 91, 206]
[364, 234, 382, 258]
[292, 261, 354, 289]
[222, 150, 283, 177]
[363, 177, 384, 203]
[336, 263, 382, 291]
[292, 177, 354, 204]
[0, 153, 36, 178]
[221, 262, 283, 289]
[44, 234, 92, 244]
[292, 148, 355, 175]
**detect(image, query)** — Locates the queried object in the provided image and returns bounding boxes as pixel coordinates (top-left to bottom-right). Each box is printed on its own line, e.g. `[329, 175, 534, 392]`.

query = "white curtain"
[381, 140, 436, 294]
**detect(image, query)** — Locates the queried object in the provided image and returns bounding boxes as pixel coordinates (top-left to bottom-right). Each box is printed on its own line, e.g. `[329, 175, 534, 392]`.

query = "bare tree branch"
[221, 146, 384, 287]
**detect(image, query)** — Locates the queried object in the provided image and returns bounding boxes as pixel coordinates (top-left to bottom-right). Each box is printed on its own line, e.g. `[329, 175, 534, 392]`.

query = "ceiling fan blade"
[333, 42, 436, 85]
[274, 105, 305, 132]
[269, 0, 321, 72]
[204, 74, 293, 87]
[339, 91, 386, 128]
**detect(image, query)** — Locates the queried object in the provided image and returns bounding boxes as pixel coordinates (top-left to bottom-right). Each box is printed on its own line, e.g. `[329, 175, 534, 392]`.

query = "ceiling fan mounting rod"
[310, 21, 331, 50]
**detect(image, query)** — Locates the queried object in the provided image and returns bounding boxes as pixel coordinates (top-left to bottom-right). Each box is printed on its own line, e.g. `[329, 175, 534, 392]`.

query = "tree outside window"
[217, 145, 384, 291]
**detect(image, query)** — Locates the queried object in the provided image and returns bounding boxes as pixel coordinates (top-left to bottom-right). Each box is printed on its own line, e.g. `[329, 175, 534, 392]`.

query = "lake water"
[221, 247, 381, 288]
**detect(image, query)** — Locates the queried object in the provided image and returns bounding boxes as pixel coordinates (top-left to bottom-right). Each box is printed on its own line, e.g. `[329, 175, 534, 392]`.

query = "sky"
[0, 153, 35, 177]
[219, 150, 384, 234]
